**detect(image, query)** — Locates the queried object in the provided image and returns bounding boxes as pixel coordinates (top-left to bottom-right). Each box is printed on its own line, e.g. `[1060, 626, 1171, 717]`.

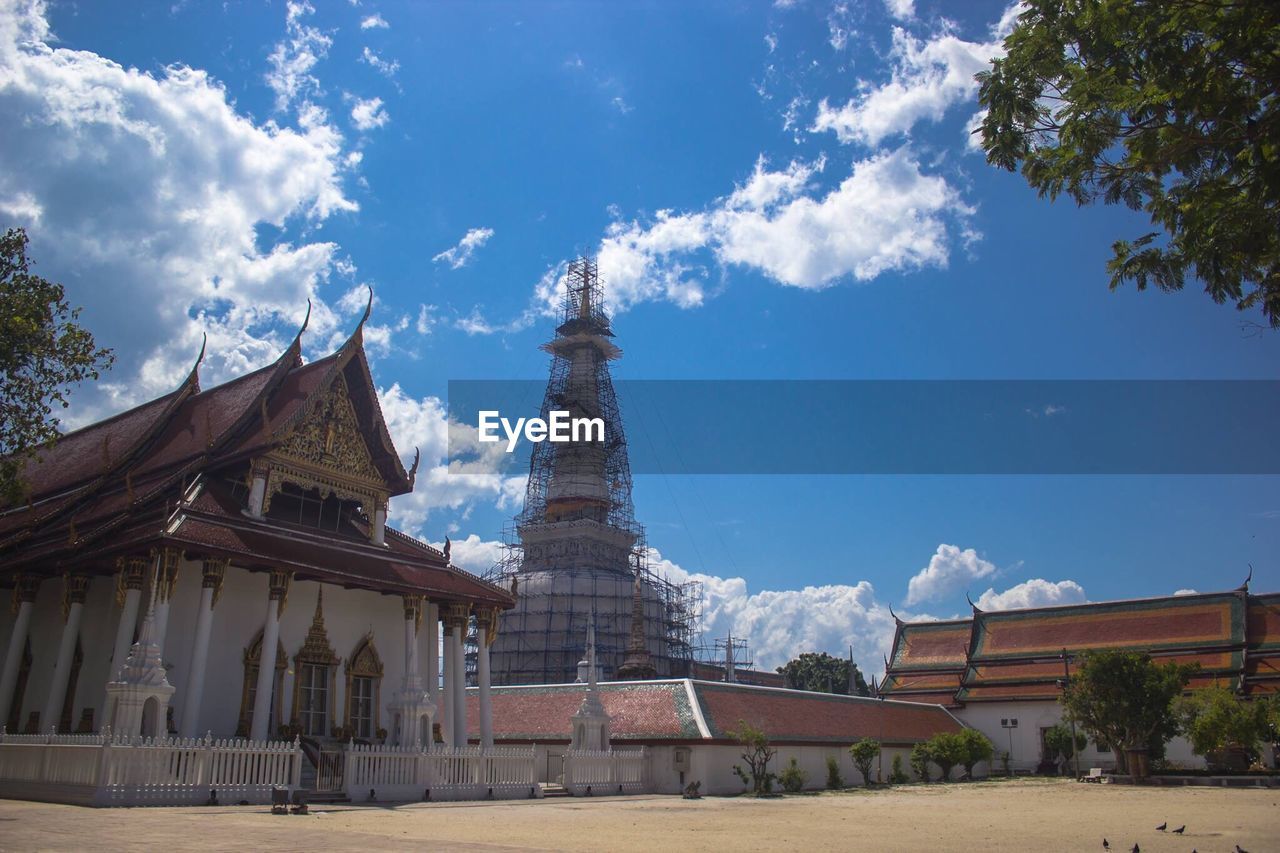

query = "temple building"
[879, 584, 1280, 771]
[484, 259, 700, 684]
[0, 300, 513, 756]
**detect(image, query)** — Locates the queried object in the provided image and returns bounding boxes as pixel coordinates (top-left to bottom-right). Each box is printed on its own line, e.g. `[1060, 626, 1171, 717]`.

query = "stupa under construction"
[482, 258, 700, 685]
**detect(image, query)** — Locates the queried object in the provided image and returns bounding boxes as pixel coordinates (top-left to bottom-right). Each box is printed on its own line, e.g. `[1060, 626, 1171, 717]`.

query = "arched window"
[290, 588, 338, 738]
[237, 629, 287, 738]
[345, 634, 383, 740]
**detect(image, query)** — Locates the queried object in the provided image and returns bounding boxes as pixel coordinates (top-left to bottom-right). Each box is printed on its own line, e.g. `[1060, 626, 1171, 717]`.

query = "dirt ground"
[0, 779, 1276, 852]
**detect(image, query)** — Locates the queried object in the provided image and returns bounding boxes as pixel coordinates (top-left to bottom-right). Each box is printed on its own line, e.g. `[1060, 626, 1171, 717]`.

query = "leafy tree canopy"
[1061, 649, 1197, 772]
[977, 0, 1280, 326]
[1176, 685, 1271, 760]
[848, 737, 881, 787]
[0, 228, 113, 504]
[776, 651, 870, 696]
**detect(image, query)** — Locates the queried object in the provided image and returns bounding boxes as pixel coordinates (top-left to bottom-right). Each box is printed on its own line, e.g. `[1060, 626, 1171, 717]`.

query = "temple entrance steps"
[539, 783, 571, 798]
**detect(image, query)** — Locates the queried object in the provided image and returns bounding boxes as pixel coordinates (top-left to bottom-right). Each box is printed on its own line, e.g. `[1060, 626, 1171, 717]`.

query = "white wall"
[645, 742, 919, 796]
[2, 561, 419, 740]
[955, 701, 1205, 772]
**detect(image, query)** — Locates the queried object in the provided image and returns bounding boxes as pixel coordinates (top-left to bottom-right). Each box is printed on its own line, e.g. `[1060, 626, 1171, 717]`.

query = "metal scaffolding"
[471, 258, 701, 685]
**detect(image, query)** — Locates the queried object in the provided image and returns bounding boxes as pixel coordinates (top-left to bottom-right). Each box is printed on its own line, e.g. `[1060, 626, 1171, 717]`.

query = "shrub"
[889, 754, 909, 784]
[728, 719, 777, 796]
[909, 743, 933, 782]
[848, 738, 881, 787]
[958, 728, 995, 779]
[825, 754, 844, 789]
[1176, 686, 1272, 769]
[926, 731, 968, 781]
[1042, 723, 1087, 774]
[780, 757, 807, 793]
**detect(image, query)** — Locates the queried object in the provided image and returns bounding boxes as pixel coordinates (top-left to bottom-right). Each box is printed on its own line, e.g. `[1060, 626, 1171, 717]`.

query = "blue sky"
[2, 0, 1277, 675]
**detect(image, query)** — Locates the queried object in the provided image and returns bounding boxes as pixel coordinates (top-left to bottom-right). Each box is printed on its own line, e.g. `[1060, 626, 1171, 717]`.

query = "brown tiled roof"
[465, 679, 963, 745]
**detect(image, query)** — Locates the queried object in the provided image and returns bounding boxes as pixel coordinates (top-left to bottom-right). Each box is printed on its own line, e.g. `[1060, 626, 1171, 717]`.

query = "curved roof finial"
[360, 286, 373, 328]
[186, 333, 208, 389]
[888, 604, 901, 625]
[443, 535, 451, 562]
[966, 590, 982, 612]
[407, 446, 420, 486]
[300, 298, 312, 334]
[1240, 563, 1253, 592]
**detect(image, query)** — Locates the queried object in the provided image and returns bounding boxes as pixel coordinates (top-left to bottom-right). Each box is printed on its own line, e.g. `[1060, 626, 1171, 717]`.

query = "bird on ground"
[1156, 822, 1167, 831]
[1102, 840, 1109, 850]
[1236, 846, 1248, 853]
[1172, 826, 1185, 835]
[1131, 844, 1139, 853]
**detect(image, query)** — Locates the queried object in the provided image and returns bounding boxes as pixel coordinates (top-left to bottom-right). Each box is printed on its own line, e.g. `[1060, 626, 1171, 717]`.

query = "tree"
[779, 757, 807, 793]
[926, 731, 968, 782]
[1043, 723, 1087, 773]
[1, 228, 113, 504]
[958, 728, 995, 779]
[848, 738, 881, 787]
[728, 719, 777, 796]
[909, 742, 933, 783]
[776, 651, 870, 696]
[1176, 685, 1272, 768]
[1061, 649, 1197, 774]
[977, 0, 1280, 327]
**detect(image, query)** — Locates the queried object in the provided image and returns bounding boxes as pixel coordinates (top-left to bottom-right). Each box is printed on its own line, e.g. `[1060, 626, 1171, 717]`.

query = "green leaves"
[775, 651, 870, 696]
[977, 0, 1280, 326]
[0, 228, 114, 504]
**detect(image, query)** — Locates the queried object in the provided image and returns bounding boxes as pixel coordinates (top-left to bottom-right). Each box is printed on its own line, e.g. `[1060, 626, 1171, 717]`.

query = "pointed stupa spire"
[618, 568, 657, 680]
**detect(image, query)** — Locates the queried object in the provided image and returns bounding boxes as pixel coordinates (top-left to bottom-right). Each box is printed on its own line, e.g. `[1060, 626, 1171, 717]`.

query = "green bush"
[909, 743, 933, 782]
[958, 728, 995, 779]
[825, 754, 844, 789]
[1176, 686, 1272, 768]
[889, 754, 909, 784]
[779, 757, 807, 793]
[926, 731, 968, 781]
[848, 738, 881, 787]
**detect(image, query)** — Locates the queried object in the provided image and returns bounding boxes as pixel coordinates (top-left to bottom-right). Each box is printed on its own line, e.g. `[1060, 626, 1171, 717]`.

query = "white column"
[102, 559, 145, 719]
[250, 570, 290, 741]
[42, 575, 89, 732]
[371, 500, 387, 546]
[0, 577, 40, 729]
[452, 614, 467, 747]
[425, 602, 440, 709]
[180, 559, 225, 738]
[442, 623, 457, 746]
[477, 609, 494, 749]
[152, 548, 181, 653]
[246, 466, 267, 518]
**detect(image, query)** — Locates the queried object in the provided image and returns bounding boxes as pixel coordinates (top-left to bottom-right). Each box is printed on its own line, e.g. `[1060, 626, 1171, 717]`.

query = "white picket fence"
[0, 732, 302, 806]
[344, 744, 542, 802]
[562, 748, 648, 796]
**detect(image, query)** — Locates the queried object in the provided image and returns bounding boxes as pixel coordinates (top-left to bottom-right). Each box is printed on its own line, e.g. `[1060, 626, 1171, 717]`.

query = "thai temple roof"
[0, 308, 512, 609]
[881, 586, 1280, 705]
[465, 679, 964, 745]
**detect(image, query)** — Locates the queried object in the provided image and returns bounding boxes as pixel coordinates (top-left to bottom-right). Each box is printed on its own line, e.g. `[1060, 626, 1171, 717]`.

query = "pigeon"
[1131, 844, 1139, 853]
[1156, 822, 1167, 831]
[1102, 840, 1109, 850]
[1236, 846, 1248, 853]
[1172, 826, 1185, 835]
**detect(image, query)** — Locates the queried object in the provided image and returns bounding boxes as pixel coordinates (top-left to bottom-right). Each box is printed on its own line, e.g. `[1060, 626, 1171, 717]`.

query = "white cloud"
[350, 95, 388, 130]
[378, 384, 526, 535]
[884, 0, 914, 21]
[764, 33, 778, 54]
[432, 226, 494, 269]
[974, 578, 1087, 611]
[429, 533, 505, 575]
[265, 0, 332, 113]
[360, 13, 388, 29]
[360, 46, 399, 78]
[415, 304, 438, 335]
[0, 0, 359, 423]
[812, 4, 1020, 146]
[905, 544, 997, 605]
[1173, 588, 1198, 596]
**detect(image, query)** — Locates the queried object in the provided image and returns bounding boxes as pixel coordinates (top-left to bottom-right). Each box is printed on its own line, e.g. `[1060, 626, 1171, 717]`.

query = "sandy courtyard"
[0, 779, 1276, 852]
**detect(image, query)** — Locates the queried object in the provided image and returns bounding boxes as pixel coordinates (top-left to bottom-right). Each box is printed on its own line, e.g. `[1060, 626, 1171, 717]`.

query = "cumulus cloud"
[0, 0, 360, 422]
[360, 13, 388, 29]
[524, 148, 972, 317]
[265, 0, 332, 113]
[429, 533, 506, 576]
[812, 4, 1019, 146]
[433, 226, 494, 269]
[378, 383, 526, 535]
[884, 0, 914, 21]
[360, 46, 399, 78]
[1173, 588, 1198, 596]
[905, 544, 997, 605]
[350, 95, 388, 130]
[974, 578, 1086, 611]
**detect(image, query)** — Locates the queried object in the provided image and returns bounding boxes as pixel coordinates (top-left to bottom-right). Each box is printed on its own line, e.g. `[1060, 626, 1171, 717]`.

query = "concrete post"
[152, 548, 182, 653]
[102, 558, 146, 716]
[180, 559, 226, 737]
[451, 607, 468, 747]
[43, 574, 90, 732]
[0, 575, 41, 728]
[250, 569, 290, 741]
[476, 608, 495, 749]
[425, 601, 440, 709]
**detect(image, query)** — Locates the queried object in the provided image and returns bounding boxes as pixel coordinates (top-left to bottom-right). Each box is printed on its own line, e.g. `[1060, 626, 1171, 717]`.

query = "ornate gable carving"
[278, 375, 379, 481]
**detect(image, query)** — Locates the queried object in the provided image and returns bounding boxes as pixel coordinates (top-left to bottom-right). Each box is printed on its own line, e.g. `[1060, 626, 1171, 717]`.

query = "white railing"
[563, 748, 648, 796]
[0, 732, 302, 807]
[345, 744, 542, 802]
